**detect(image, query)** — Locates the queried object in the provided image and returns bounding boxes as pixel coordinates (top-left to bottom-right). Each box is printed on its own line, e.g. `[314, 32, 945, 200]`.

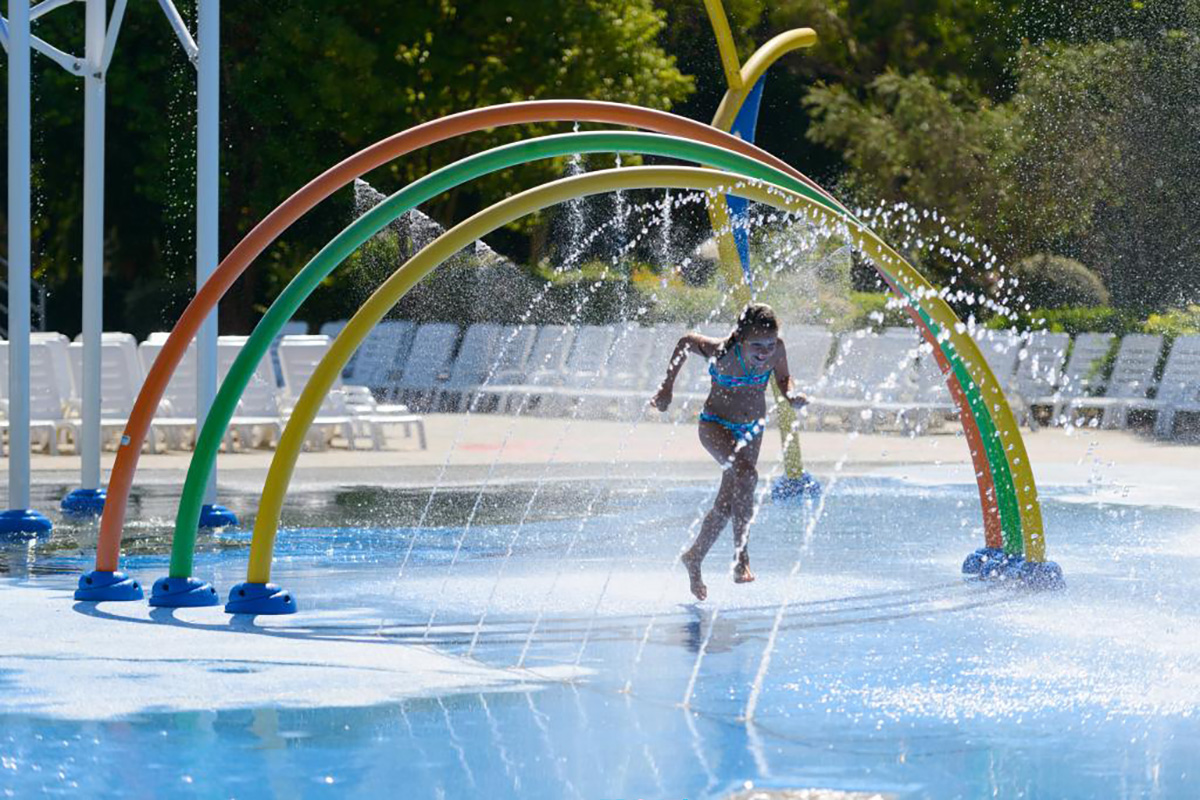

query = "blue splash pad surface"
[3, 477, 1200, 798]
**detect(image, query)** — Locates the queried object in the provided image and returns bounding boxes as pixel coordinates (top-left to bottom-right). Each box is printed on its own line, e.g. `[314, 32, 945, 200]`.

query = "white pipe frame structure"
[7, 0, 35, 518]
[2, 0, 219, 512]
[195, 0, 218, 505]
[77, 0, 105, 495]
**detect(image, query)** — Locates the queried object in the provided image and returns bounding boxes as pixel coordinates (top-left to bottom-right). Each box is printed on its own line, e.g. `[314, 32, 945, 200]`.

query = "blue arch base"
[770, 473, 822, 503]
[199, 504, 239, 529]
[961, 547, 1006, 576]
[225, 582, 296, 615]
[149, 575, 220, 607]
[963, 548, 1065, 590]
[0, 509, 53, 540]
[74, 570, 144, 601]
[61, 488, 106, 519]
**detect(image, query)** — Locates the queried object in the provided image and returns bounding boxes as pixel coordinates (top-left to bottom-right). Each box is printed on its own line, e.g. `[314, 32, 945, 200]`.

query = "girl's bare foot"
[682, 552, 707, 601]
[733, 557, 756, 584]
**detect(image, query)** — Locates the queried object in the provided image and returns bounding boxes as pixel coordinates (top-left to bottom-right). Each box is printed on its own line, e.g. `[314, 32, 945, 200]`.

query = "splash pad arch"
[74, 105, 1062, 607]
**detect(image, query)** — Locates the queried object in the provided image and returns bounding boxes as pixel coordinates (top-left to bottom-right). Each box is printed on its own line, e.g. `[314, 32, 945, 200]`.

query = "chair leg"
[1155, 408, 1176, 438]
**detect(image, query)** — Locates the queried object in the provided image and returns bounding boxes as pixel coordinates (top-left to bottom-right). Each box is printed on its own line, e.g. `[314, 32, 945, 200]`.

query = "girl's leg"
[730, 436, 763, 583]
[683, 420, 740, 600]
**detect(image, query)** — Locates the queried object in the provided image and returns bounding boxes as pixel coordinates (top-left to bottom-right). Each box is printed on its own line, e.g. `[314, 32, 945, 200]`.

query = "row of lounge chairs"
[306, 320, 1200, 437]
[0, 331, 424, 454]
[3, 322, 1199, 453]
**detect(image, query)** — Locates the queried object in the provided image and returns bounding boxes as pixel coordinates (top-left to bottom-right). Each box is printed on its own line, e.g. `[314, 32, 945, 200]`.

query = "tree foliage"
[803, 19, 1200, 312]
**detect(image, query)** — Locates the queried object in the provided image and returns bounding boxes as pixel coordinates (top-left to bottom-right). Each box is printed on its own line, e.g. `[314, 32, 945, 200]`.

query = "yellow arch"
[244, 166, 1044, 584]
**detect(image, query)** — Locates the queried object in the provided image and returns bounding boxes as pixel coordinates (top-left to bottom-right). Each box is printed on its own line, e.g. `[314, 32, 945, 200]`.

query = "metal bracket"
[156, 0, 200, 66]
[1, 13, 86, 74]
[100, 0, 128, 71]
[30, 0, 81, 21]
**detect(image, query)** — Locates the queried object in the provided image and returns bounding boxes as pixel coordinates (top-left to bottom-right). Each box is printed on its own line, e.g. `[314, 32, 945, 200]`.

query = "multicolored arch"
[76, 118, 1063, 606]
[221, 163, 1061, 613]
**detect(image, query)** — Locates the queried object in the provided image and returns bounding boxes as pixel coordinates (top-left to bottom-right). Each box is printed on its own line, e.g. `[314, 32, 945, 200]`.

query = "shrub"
[989, 306, 1142, 336]
[1143, 305, 1200, 339]
[1010, 254, 1110, 309]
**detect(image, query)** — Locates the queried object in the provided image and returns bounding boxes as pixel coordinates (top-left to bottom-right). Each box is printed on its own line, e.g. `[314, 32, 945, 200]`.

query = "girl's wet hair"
[720, 303, 779, 355]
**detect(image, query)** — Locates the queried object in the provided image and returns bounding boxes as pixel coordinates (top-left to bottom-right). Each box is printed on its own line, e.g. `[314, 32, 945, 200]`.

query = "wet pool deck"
[4, 415, 1197, 510]
[4, 417, 1199, 797]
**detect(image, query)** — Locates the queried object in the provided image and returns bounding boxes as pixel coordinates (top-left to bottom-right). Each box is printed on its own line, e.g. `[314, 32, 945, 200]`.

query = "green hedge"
[986, 306, 1144, 336]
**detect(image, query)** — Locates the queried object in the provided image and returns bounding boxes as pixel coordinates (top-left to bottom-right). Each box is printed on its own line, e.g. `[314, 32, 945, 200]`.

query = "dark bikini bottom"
[699, 412, 766, 442]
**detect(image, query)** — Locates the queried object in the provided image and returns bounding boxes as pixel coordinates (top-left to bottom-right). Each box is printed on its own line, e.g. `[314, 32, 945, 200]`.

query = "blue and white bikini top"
[708, 343, 772, 389]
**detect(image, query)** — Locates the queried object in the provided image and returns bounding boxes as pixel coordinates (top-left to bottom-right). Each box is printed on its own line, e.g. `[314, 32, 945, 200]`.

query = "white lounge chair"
[574, 323, 661, 419]
[437, 323, 505, 412]
[491, 324, 577, 414]
[972, 329, 1023, 397]
[0, 341, 71, 454]
[343, 320, 416, 393]
[270, 321, 309, 386]
[70, 331, 143, 395]
[1014, 331, 1071, 417]
[538, 324, 618, 416]
[30, 332, 77, 410]
[1148, 335, 1200, 438]
[1050, 332, 1116, 423]
[277, 335, 357, 449]
[139, 338, 200, 450]
[217, 336, 284, 450]
[907, 342, 957, 433]
[809, 328, 921, 431]
[467, 325, 537, 412]
[785, 325, 835, 392]
[64, 337, 148, 451]
[1068, 334, 1163, 428]
[386, 323, 459, 410]
[277, 335, 425, 450]
[642, 324, 687, 395]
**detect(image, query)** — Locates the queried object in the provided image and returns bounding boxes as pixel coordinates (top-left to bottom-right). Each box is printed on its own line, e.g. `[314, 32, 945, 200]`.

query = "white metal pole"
[79, 0, 104, 493]
[6, 0, 32, 510]
[196, 0, 218, 505]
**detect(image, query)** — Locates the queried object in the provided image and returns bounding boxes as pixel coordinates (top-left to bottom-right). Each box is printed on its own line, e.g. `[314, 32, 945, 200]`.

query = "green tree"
[803, 70, 1022, 295]
[1009, 31, 1200, 310]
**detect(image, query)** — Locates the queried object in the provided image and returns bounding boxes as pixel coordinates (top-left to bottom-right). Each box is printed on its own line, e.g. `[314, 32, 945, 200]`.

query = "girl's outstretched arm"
[773, 339, 809, 408]
[650, 333, 719, 411]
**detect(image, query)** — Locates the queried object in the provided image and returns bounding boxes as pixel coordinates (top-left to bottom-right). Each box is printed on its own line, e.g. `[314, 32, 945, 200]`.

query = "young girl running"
[650, 303, 808, 600]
